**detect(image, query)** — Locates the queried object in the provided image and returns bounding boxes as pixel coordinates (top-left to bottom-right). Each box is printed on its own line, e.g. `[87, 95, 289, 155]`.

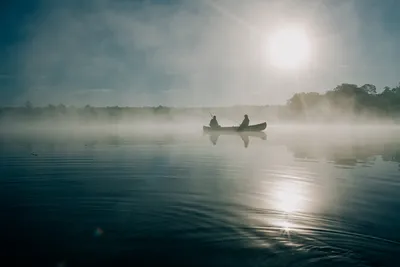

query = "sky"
[1, 0, 400, 107]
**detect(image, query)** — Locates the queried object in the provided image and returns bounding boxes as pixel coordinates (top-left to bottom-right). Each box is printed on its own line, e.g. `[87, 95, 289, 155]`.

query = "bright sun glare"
[268, 27, 311, 69]
[275, 181, 304, 213]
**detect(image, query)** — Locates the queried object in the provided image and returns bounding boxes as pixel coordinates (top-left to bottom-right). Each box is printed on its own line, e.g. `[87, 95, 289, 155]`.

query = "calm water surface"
[1, 126, 400, 267]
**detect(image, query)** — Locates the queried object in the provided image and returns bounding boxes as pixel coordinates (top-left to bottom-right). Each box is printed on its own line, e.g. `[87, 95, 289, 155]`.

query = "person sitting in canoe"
[238, 114, 249, 130]
[209, 115, 220, 129]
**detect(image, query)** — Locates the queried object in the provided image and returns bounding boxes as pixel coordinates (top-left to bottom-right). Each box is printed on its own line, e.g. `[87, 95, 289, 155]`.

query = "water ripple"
[1, 131, 400, 266]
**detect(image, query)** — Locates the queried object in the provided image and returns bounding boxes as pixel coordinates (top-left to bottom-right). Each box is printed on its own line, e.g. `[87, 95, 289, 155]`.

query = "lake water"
[1, 126, 400, 267]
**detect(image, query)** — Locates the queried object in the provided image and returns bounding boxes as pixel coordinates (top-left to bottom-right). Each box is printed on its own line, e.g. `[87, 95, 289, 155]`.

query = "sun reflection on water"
[267, 175, 313, 237]
[274, 180, 307, 213]
[247, 170, 317, 245]
[281, 220, 292, 232]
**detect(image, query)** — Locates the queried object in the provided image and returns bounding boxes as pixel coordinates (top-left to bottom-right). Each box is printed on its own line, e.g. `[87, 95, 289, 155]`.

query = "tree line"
[1, 82, 400, 123]
[286, 83, 400, 121]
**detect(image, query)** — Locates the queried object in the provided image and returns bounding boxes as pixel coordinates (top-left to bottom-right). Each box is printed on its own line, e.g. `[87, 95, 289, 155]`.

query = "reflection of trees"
[382, 144, 400, 163]
[286, 139, 400, 167]
[288, 144, 318, 160]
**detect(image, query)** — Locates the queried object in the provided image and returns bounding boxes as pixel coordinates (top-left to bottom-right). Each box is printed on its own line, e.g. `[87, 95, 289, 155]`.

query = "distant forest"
[1, 82, 400, 124]
[286, 83, 400, 122]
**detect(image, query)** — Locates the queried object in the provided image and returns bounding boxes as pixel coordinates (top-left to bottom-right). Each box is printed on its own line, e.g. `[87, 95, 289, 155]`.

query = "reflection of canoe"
[203, 122, 267, 133]
[205, 131, 267, 140]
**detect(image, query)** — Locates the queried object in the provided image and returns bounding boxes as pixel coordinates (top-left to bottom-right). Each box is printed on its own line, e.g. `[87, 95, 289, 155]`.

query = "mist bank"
[286, 83, 400, 123]
[1, 124, 400, 168]
[1, 82, 400, 128]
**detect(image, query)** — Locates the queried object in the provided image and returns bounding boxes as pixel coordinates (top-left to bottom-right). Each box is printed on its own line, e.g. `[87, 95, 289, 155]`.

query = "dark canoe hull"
[203, 122, 267, 133]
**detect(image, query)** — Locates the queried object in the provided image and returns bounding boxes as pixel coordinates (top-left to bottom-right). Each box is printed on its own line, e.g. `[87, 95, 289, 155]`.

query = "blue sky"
[1, 0, 400, 107]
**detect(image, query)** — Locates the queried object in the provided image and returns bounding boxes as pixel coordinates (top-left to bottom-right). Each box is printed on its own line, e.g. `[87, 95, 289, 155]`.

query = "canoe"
[203, 122, 267, 133]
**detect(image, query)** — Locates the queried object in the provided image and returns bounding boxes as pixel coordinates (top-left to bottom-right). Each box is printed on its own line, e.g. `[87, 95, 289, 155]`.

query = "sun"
[268, 27, 311, 70]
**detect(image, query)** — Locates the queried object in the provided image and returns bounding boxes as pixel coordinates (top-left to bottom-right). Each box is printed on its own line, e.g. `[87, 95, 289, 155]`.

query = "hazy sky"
[1, 0, 400, 107]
